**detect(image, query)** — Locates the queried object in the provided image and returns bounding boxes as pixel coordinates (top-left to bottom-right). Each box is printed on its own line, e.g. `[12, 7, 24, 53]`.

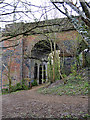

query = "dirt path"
[2, 84, 88, 118]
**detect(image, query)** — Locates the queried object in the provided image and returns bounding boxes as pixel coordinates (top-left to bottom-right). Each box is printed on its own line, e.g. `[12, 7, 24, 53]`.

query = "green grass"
[0, 92, 2, 96]
[38, 73, 89, 96]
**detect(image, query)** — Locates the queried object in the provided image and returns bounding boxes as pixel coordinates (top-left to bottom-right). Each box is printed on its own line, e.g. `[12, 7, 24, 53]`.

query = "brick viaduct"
[1, 18, 80, 88]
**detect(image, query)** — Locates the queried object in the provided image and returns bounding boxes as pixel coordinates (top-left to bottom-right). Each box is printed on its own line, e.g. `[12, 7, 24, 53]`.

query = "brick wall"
[1, 22, 79, 87]
[2, 38, 23, 88]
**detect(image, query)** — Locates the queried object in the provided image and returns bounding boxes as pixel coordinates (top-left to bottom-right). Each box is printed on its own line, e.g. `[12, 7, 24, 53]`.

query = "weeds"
[38, 70, 88, 96]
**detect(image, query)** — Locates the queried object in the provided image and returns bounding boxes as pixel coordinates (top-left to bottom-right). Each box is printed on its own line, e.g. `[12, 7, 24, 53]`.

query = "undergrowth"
[2, 79, 38, 94]
[38, 69, 89, 96]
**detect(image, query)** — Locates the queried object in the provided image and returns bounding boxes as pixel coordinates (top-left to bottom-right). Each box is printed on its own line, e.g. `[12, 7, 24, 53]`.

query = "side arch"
[39, 64, 42, 84]
[34, 63, 38, 79]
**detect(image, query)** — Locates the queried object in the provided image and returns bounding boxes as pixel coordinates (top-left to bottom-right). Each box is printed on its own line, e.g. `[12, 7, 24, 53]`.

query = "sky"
[0, 0, 89, 28]
[0, 0, 65, 28]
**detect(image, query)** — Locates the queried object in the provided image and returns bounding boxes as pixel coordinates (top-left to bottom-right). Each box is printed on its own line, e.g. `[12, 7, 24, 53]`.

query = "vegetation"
[31, 79, 38, 86]
[0, 1, 89, 119]
[60, 113, 90, 119]
[2, 79, 38, 94]
[38, 68, 89, 96]
[1, 0, 89, 91]
[0, 0, 89, 52]
[3, 51, 13, 93]
[46, 33, 63, 84]
[48, 50, 61, 83]
[2, 82, 28, 94]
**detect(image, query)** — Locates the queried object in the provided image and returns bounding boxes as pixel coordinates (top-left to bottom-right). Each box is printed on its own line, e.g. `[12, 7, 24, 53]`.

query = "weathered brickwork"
[2, 38, 23, 87]
[1, 18, 80, 87]
[22, 30, 78, 81]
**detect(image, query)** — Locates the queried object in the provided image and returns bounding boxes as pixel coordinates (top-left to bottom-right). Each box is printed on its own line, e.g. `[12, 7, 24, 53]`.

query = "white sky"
[0, 0, 64, 28]
[0, 0, 89, 28]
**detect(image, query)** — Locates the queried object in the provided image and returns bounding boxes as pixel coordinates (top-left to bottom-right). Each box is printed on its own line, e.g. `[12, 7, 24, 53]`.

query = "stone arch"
[30, 40, 59, 84]
[34, 63, 38, 79]
[24, 35, 48, 57]
[31, 40, 59, 60]
[25, 38, 60, 84]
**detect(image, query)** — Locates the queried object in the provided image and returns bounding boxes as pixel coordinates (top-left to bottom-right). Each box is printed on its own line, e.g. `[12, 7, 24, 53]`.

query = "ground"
[2, 84, 88, 119]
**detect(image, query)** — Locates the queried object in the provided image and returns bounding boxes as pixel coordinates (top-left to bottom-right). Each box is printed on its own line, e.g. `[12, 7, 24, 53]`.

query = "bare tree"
[2, 51, 13, 92]
[0, 0, 89, 52]
[50, 0, 90, 54]
[0, 0, 89, 87]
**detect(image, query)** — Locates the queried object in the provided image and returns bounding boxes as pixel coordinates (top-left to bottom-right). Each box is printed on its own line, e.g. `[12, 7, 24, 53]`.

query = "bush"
[11, 85, 16, 92]
[22, 83, 28, 90]
[2, 88, 8, 94]
[16, 83, 22, 90]
[31, 80, 38, 86]
[2, 79, 38, 94]
[2, 82, 29, 94]
[10, 83, 23, 92]
[62, 74, 67, 78]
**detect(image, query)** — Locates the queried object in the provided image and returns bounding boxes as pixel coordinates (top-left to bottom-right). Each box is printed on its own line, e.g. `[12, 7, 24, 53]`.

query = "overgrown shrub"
[15, 83, 22, 90]
[31, 80, 38, 86]
[2, 88, 8, 94]
[22, 83, 28, 90]
[9, 83, 21, 92]
[62, 74, 67, 78]
[2, 79, 38, 94]
[2, 82, 29, 94]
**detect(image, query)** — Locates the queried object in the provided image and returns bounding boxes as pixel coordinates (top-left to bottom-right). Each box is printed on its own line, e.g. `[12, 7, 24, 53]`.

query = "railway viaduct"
[1, 17, 81, 87]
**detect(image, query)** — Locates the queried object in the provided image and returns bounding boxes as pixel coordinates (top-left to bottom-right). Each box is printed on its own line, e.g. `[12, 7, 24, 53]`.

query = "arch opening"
[34, 63, 38, 79]
[39, 64, 42, 84]
[43, 65, 46, 83]
[31, 40, 59, 84]
[31, 40, 59, 60]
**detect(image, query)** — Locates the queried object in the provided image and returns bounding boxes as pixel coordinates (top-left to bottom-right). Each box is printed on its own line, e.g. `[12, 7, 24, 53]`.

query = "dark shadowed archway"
[30, 40, 59, 84]
[34, 63, 38, 79]
[39, 64, 42, 84]
[43, 65, 46, 83]
[31, 40, 59, 60]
